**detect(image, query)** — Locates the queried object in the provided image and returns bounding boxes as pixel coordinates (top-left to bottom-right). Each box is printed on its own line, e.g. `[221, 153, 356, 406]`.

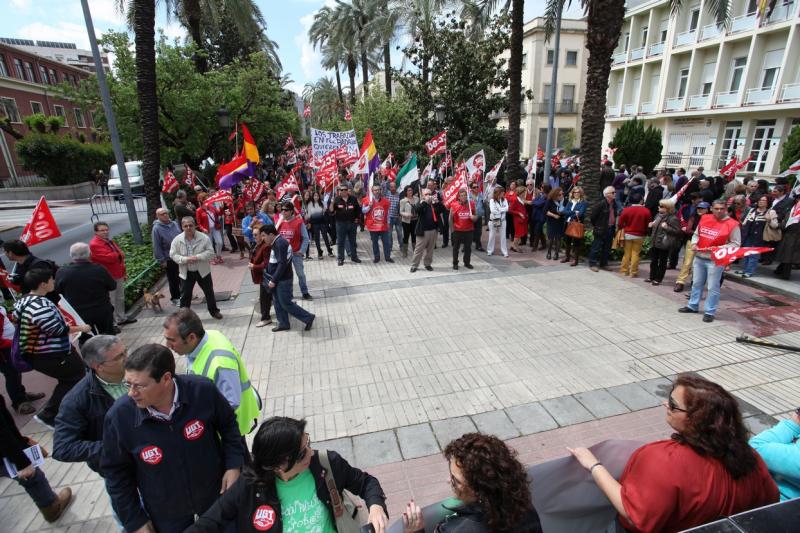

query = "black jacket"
[599, 167, 616, 194]
[416, 201, 439, 234]
[423, 502, 542, 533]
[589, 199, 619, 236]
[772, 195, 794, 225]
[13, 254, 59, 302]
[54, 261, 115, 317]
[0, 395, 33, 470]
[332, 195, 361, 223]
[265, 236, 293, 282]
[53, 370, 116, 473]
[101, 375, 244, 532]
[187, 450, 387, 533]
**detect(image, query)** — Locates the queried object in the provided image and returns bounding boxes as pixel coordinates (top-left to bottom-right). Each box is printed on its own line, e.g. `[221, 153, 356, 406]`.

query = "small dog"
[143, 290, 165, 312]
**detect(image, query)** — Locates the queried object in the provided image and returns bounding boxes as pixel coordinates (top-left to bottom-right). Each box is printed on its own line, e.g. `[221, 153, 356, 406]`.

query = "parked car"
[108, 161, 144, 194]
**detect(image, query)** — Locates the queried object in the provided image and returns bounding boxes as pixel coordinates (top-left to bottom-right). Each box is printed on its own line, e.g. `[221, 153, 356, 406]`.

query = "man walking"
[262, 225, 315, 332]
[362, 184, 394, 263]
[276, 202, 312, 300]
[101, 344, 243, 532]
[330, 184, 361, 265]
[679, 199, 741, 322]
[410, 189, 439, 272]
[90, 222, 136, 327]
[55, 243, 117, 335]
[169, 217, 223, 320]
[589, 186, 619, 272]
[450, 188, 477, 270]
[162, 309, 261, 436]
[151, 208, 182, 305]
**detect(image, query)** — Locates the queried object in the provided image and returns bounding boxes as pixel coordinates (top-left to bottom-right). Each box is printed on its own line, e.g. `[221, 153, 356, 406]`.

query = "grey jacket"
[151, 219, 182, 262]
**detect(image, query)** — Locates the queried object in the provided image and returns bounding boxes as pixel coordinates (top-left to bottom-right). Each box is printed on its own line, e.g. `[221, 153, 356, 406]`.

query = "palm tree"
[310, 6, 346, 105]
[333, 0, 378, 99]
[303, 77, 342, 124]
[393, 0, 447, 83]
[371, 2, 400, 97]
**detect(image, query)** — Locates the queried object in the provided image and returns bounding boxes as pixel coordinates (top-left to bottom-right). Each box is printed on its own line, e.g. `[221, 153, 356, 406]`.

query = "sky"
[0, 0, 584, 95]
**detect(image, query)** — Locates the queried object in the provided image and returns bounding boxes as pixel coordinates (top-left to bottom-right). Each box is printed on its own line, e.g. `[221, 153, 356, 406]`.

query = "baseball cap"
[697, 202, 710, 209]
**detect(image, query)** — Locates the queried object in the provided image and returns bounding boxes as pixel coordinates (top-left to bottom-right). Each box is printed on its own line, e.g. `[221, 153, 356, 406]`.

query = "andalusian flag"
[240, 122, 260, 163]
[395, 154, 419, 190]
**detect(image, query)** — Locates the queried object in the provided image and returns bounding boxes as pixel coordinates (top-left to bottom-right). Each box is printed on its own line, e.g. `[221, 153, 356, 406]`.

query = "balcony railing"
[688, 94, 711, 109]
[744, 86, 775, 105]
[613, 51, 627, 64]
[640, 101, 656, 114]
[779, 82, 800, 102]
[607, 104, 621, 117]
[664, 97, 686, 111]
[648, 42, 665, 57]
[623, 103, 636, 115]
[674, 30, 697, 47]
[629, 46, 645, 61]
[537, 101, 581, 114]
[714, 91, 740, 107]
[700, 24, 721, 41]
[765, 1, 795, 23]
[731, 12, 757, 33]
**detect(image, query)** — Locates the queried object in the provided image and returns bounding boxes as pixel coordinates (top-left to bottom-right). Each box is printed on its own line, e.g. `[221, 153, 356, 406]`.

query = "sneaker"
[34, 414, 55, 430]
[424, 265, 433, 271]
[15, 402, 36, 415]
[702, 314, 715, 323]
[678, 306, 698, 314]
[255, 319, 273, 328]
[302, 293, 313, 300]
[742, 273, 753, 278]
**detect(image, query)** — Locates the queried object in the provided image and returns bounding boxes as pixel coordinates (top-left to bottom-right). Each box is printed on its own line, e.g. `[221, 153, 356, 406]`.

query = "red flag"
[442, 173, 468, 209]
[162, 171, 179, 194]
[276, 174, 300, 199]
[0, 269, 20, 292]
[572, 173, 581, 186]
[284, 134, 295, 151]
[203, 190, 233, 207]
[709, 245, 774, 266]
[425, 131, 447, 156]
[303, 105, 311, 118]
[316, 149, 339, 185]
[182, 166, 196, 187]
[720, 157, 738, 181]
[21, 196, 61, 246]
[731, 156, 752, 177]
[344, 109, 352, 121]
[438, 151, 452, 174]
[536, 145, 544, 161]
[243, 179, 265, 202]
[227, 129, 237, 141]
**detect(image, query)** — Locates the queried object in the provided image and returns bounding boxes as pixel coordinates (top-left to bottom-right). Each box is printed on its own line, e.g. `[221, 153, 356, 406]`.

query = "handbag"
[318, 450, 366, 533]
[565, 220, 584, 239]
[763, 214, 782, 242]
[611, 228, 625, 250]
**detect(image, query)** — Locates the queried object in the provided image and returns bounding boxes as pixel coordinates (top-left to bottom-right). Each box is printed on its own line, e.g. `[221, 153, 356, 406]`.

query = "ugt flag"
[21, 196, 61, 246]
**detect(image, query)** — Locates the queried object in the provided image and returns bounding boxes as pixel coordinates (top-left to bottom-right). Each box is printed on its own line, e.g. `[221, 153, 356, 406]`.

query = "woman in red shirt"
[508, 185, 529, 253]
[569, 374, 778, 532]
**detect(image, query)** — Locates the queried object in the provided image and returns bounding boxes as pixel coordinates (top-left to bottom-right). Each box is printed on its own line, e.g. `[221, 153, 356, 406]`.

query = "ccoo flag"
[395, 154, 419, 190]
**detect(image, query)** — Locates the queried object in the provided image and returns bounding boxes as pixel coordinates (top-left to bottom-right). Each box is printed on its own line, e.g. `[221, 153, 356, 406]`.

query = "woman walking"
[305, 191, 333, 259]
[487, 186, 509, 257]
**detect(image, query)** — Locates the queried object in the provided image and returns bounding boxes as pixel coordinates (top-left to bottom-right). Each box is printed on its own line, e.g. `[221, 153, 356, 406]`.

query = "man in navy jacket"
[101, 343, 244, 533]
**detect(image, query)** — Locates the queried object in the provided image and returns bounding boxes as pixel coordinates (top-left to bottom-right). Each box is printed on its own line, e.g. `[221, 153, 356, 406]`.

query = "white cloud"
[87, 0, 126, 25]
[17, 21, 94, 49]
[296, 13, 323, 82]
[9, 0, 32, 9]
[159, 22, 186, 42]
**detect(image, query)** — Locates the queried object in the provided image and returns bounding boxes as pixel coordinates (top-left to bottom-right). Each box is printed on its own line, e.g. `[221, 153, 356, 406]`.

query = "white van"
[108, 161, 144, 194]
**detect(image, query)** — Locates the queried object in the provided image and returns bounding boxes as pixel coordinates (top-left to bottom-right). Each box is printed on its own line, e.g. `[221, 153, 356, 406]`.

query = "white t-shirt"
[0, 307, 14, 342]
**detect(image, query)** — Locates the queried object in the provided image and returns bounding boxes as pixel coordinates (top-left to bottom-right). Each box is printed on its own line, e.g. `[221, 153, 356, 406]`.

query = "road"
[0, 203, 138, 266]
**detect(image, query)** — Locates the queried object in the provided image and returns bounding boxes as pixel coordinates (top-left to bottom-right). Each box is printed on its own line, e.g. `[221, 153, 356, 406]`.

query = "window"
[747, 0, 758, 13]
[521, 52, 527, 67]
[13, 58, 25, 80]
[543, 84, 552, 104]
[701, 62, 716, 96]
[39, 66, 48, 85]
[0, 97, 21, 123]
[73, 108, 85, 128]
[760, 48, 784, 90]
[748, 120, 776, 173]
[53, 105, 68, 126]
[24, 62, 35, 82]
[689, 134, 708, 166]
[539, 128, 548, 149]
[689, 8, 700, 31]
[660, 20, 669, 42]
[641, 27, 649, 46]
[677, 68, 690, 98]
[547, 49, 554, 65]
[624, 32, 630, 51]
[48, 68, 57, 85]
[719, 121, 743, 166]
[0, 55, 8, 77]
[562, 84, 575, 105]
[30, 101, 43, 115]
[566, 51, 578, 66]
[667, 133, 687, 165]
[556, 128, 574, 148]
[729, 57, 747, 92]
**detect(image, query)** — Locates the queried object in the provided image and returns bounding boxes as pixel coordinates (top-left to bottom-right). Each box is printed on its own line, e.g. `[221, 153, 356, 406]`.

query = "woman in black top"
[545, 187, 565, 260]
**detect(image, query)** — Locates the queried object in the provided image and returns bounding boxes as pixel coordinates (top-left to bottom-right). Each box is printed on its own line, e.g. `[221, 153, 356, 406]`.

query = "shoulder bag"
[565, 219, 584, 239]
[318, 450, 366, 533]
[763, 210, 782, 242]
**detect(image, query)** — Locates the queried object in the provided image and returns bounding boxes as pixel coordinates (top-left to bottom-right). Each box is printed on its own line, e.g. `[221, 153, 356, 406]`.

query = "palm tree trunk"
[360, 48, 369, 98]
[348, 59, 357, 107]
[383, 42, 392, 97]
[505, 0, 524, 184]
[581, 0, 625, 203]
[133, 0, 161, 222]
[183, 0, 207, 73]
[334, 63, 344, 105]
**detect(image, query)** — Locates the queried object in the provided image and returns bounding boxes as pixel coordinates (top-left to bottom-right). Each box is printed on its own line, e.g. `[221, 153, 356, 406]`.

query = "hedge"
[15, 133, 114, 186]
[115, 224, 164, 309]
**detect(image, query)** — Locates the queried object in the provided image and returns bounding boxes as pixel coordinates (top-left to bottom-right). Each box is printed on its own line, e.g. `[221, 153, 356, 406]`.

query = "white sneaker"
[256, 319, 273, 328]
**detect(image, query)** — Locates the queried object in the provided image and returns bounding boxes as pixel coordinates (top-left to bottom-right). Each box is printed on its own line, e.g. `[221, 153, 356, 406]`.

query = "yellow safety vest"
[190, 330, 261, 435]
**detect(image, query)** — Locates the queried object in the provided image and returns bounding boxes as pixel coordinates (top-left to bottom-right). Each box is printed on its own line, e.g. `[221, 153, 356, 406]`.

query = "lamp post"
[434, 103, 445, 126]
[543, 2, 563, 188]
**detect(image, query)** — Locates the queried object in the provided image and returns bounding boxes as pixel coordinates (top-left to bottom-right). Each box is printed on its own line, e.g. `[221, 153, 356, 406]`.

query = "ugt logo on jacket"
[183, 419, 206, 441]
[252, 505, 276, 531]
[140, 445, 163, 465]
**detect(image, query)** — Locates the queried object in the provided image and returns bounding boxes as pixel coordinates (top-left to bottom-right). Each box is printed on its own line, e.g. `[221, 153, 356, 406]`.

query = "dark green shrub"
[780, 124, 800, 172]
[115, 225, 165, 309]
[15, 133, 114, 186]
[23, 113, 48, 133]
[610, 119, 663, 174]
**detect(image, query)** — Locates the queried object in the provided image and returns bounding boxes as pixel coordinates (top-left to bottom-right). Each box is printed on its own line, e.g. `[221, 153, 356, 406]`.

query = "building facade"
[0, 42, 94, 185]
[602, 0, 800, 176]
[0, 38, 110, 74]
[497, 17, 588, 159]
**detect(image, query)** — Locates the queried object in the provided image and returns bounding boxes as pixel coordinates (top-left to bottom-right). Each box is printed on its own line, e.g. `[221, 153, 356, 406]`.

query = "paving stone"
[505, 402, 558, 435]
[744, 413, 778, 436]
[352, 430, 402, 468]
[735, 396, 767, 418]
[636, 377, 673, 400]
[574, 389, 630, 419]
[316, 437, 354, 464]
[396, 424, 440, 459]
[540, 395, 595, 426]
[606, 383, 662, 411]
[430, 417, 478, 448]
[471, 410, 520, 439]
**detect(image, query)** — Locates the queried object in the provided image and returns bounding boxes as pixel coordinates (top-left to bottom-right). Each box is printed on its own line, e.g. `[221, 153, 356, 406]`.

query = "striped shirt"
[386, 191, 400, 219]
[13, 294, 70, 357]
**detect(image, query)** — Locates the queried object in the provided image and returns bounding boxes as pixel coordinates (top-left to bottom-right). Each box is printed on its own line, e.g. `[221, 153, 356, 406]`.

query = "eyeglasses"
[667, 394, 688, 413]
[123, 380, 155, 393]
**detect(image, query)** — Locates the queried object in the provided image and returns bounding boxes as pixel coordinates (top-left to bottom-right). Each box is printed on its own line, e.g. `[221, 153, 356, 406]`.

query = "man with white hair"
[588, 186, 620, 272]
[54, 242, 117, 334]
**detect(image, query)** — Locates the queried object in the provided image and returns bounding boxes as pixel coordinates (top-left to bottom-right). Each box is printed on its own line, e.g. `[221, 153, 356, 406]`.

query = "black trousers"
[259, 284, 273, 321]
[473, 217, 483, 249]
[402, 221, 417, 248]
[165, 259, 181, 300]
[452, 230, 473, 266]
[649, 248, 670, 282]
[27, 350, 84, 421]
[440, 215, 450, 246]
[81, 308, 116, 335]
[225, 225, 239, 251]
[180, 271, 219, 314]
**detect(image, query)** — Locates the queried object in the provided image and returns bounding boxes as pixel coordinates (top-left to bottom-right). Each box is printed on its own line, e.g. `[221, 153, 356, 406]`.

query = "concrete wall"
[0, 180, 96, 200]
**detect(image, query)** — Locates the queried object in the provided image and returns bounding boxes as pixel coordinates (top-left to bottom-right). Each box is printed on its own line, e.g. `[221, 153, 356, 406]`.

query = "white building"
[497, 17, 588, 159]
[0, 38, 110, 74]
[602, 0, 800, 176]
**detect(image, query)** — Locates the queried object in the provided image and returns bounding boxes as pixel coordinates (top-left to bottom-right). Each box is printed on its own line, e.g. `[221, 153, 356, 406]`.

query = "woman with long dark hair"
[402, 433, 541, 533]
[188, 417, 389, 532]
[569, 374, 778, 532]
[305, 191, 333, 259]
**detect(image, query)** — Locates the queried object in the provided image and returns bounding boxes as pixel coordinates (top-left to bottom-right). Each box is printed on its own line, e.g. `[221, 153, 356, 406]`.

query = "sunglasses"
[667, 394, 688, 413]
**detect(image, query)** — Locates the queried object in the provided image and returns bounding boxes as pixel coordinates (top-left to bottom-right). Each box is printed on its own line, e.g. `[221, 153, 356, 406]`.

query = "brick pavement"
[2, 230, 799, 531]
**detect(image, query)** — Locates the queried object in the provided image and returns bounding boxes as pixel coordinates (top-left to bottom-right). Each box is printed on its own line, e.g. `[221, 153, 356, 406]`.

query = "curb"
[724, 271, 800, 302]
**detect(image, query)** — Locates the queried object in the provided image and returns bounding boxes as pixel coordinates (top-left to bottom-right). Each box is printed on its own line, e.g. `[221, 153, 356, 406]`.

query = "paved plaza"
[2, 231, 800, 531]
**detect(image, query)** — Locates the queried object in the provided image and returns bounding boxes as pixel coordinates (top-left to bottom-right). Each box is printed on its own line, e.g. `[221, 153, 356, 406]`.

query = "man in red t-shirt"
[449, 189, 477, 270]
[361, 185, 394, 263]
[90, 221, 135, 327]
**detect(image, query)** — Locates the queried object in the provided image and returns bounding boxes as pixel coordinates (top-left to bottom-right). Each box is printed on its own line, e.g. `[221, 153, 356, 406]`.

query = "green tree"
[309, 6, 345, 105]
[303, 77, 343, 125]
[610, 118, 663, 174]
[780, 124, 800, 172]
[397, 13, 510, 157]
[333, 0, 379, 100]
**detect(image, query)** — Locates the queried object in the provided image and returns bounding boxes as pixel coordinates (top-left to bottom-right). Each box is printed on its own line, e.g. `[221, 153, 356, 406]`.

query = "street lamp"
[434, 103, 445, 125]
[217, 108, 230, 131]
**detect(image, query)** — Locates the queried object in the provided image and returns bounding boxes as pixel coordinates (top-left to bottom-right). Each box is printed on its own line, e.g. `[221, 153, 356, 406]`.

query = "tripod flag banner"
[21, 197, 61, 246]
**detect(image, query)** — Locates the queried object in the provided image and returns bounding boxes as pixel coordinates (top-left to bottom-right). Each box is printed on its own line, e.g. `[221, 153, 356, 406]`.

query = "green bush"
[15, 133, 114, 186]
[780, 124, 800, 173]
[23, 113, 48, 133]
[582, 229, 651, 262]
[610, 118, 663, 174]
[115, 224, 164, 309]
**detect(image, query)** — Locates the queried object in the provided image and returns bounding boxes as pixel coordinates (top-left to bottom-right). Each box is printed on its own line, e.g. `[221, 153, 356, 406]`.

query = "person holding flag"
[276, 202, 313, 300]
[449, 188, 477, 270]
[362, 184, 394, 263]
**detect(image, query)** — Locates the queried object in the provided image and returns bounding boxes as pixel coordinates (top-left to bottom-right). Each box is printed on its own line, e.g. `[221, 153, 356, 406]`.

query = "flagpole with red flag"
[20, 196, 62, 246]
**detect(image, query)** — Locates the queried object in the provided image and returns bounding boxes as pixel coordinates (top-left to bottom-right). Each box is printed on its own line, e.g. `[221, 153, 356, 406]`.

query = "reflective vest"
[190, 330, 261, 435]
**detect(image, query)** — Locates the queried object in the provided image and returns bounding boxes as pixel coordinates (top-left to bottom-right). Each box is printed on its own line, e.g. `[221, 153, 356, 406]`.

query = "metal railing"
[687, 94, 710, 109]
[648, 42, 665, 56]
[779, 83, 800, 102]
[700, 23, 721, 41]
[623, 103, 636, 115]
[640, 101, 656, 114]
[629, 46, 645, 61]
[731, 12, 757, 33]
[744, 86, 775, 105]
[89, 193, 148, 223]
[664, 97, 686, 111]
[674, 30, 697, 47]
[606, 104, 621, 117]
[612, 51, 627, 64]
[537, 101, 581, 114]
[714, 91, 740, 107]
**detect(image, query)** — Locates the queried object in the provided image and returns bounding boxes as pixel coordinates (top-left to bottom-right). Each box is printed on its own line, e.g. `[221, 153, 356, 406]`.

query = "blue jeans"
[742, 253, 760, 275]
[273, 279, 314, 328]
[688, 256, 724, 316]
[335, 222, 358, 261]
[615, 189, 625, 213]
[1, 467, 56, 508]
[290, 253, 309, 295]
[389, 217, 403, 247]
[589, 226, 615, 267]
[370, 230, 392, 260]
